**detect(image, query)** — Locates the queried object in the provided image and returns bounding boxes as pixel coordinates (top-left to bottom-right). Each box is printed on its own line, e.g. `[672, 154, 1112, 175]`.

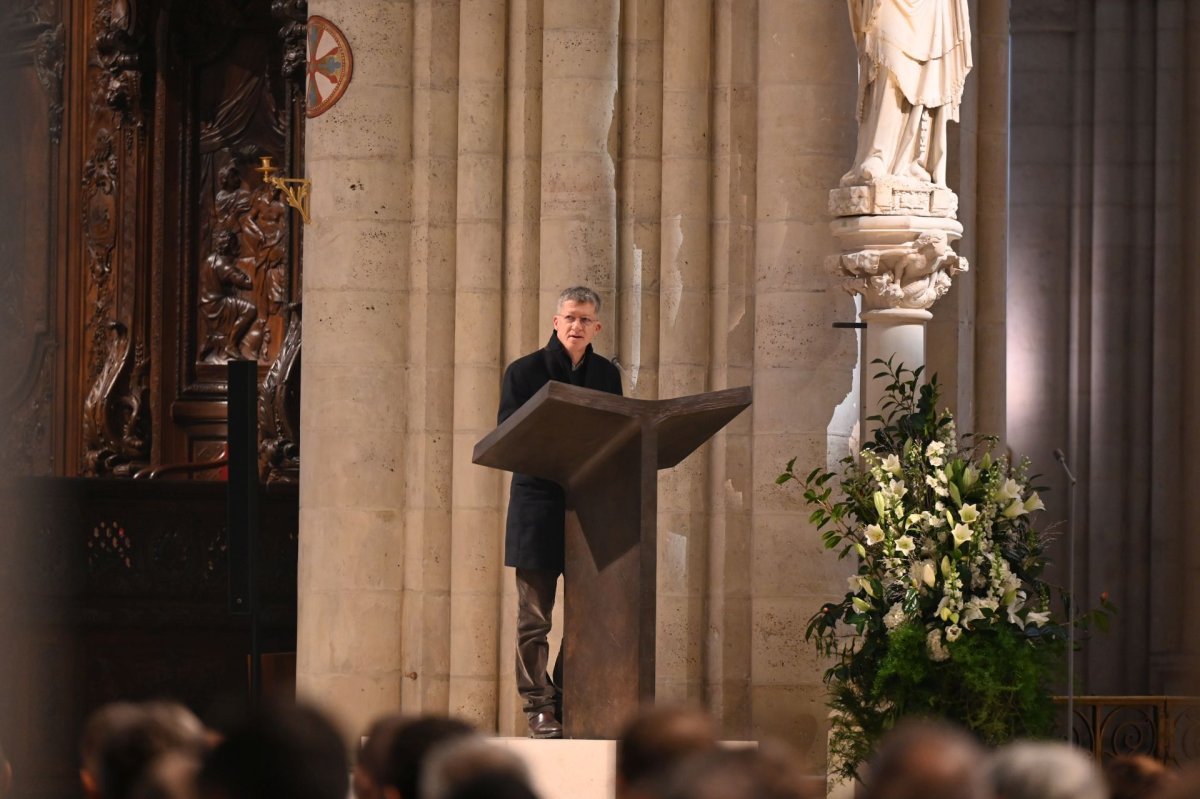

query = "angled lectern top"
[473, 381, 752, 739]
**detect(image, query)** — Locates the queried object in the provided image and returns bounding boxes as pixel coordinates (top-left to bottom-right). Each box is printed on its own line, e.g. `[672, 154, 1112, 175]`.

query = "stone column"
[497, 0, 544, 736]
[753, 0, 859, 759]
[706, 0, 758, 740]
[617, 0, 663, 399]
[298, 1, 414, 737]
[401, 0, 460, 714]
[449, 0, 506, 726]
[539, 1, 621, 324]
[656, 0, 712, 705]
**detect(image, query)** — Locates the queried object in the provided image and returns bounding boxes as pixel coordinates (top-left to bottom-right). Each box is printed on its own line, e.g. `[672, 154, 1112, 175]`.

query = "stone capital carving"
[829, 226, 968, 312]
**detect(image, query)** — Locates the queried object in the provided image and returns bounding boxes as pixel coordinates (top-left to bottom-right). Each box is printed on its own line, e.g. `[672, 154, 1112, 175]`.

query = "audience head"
[987, 741, 1107, 799]
[197, 702, 347, 799]
[661, 741, 816, 799]
[420, 735, 535, 799]
[355, 715, 475, 799]
[80, 701, 208, 799]
[616, 706, 718, 799]
[1104, 754, 1176, 799]
[860, 718, 987, 799]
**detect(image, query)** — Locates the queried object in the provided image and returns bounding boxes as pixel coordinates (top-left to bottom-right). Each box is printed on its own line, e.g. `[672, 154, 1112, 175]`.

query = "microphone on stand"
[1053, 448, 1077, 744]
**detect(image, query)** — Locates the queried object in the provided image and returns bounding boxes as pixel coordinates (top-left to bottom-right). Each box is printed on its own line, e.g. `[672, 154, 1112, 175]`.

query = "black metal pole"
[228, 360, 262, 704]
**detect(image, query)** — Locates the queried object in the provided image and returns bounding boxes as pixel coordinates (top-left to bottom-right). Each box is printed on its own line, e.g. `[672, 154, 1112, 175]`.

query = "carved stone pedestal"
[827, 213, 968, 430]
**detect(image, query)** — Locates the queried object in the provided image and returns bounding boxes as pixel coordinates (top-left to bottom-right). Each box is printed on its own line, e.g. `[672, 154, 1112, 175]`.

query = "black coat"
[499, 332, 623, 572]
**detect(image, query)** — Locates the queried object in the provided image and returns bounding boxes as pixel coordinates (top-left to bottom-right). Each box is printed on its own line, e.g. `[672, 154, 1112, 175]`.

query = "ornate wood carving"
[259, 302, 301, 483]
[79, 0, 152, 476]
[271, 0, 308, 82]
[157, 0, 303, 481]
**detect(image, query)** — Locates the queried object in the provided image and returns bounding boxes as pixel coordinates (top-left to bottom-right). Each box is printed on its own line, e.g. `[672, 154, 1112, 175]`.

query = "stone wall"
[298, 0, 1015, 764]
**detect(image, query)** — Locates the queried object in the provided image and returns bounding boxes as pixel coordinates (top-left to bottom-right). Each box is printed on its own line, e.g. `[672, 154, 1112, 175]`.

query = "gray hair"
[557, 286, 602, 314]
[986, 742, 1107, 799]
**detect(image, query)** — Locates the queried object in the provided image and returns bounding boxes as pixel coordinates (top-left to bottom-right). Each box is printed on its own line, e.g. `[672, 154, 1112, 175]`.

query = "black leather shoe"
[527, 710, 563, 739]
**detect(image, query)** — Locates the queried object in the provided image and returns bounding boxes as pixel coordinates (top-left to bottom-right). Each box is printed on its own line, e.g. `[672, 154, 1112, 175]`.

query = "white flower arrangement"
[778, 361, 1111, 782]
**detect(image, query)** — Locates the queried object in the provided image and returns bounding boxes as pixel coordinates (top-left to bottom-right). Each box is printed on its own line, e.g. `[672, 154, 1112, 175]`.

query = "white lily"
[1023, 492, 1045, 513]
[951, 523, 973, 548]
[894, 535, 915, 555]
[959, 503, 979, 524]
[864, 524, 885, 545]
[1026, 610, 1051, 627]
[1003, 499, 1026, 519]
[996, 478, 1022, 502]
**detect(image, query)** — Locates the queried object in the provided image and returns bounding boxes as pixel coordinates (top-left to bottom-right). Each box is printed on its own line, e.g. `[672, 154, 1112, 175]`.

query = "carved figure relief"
[833, 230, 969, 312]
[200, 229, 261, 363]
[259, 303, 301, 483]
[33, 22, 65, 143]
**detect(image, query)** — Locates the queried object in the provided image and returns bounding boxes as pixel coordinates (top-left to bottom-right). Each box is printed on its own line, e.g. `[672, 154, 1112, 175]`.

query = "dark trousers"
[515, 567, 563, 715]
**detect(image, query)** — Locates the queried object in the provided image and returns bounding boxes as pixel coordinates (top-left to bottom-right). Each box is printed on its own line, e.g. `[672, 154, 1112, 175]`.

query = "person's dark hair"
[81, 702, 207, 799]
[443, 772, 539, 799]
[616, 706, 717, 791]
[372, 716, 475, 799]
[557, 286, 602, 314]
[1104, 754, 1176, 799]
[662, 742, 816, 799]
[356, 714, 407, 794]
[862, 719, 986, 799]
[198, 702, 347, 799]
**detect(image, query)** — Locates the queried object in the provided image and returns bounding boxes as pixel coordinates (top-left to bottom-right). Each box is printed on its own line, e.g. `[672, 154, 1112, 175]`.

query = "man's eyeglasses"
[557, 315, 597, 328]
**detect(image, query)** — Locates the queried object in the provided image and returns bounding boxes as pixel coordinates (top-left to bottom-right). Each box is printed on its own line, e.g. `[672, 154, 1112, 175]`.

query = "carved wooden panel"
[77, 0, 153, 476]
[0, 0, 66, 476]
[155, 0, 305, 479]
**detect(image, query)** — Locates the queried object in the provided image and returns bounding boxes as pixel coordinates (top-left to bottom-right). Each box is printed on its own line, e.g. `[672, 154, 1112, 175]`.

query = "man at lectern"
[498, 286, 623, 739]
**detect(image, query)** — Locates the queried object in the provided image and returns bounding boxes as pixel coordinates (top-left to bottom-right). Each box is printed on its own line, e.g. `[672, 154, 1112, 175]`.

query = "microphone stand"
[1054, 448, 1077, 744]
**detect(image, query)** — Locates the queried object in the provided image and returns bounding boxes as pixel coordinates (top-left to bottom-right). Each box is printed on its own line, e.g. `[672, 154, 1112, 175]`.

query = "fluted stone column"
[617, 0, 663, 399]
[449, 0, 506, 726]
[705, 0, 758, 740]
[656, 0, 712, 705]
[401, 0, 460, 714]
[298, 1, 414, 737]
[754, 0, 858, 759]
[497, 0, 544, 736]
[539, 1, 621, 324]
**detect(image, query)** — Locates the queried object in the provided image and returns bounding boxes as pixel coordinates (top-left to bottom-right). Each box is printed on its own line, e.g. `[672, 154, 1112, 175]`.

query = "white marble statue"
[840, 0, 972, 188]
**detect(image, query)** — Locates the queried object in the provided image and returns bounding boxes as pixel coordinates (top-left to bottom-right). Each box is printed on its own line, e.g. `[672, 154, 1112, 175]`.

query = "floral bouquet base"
[780, 361, 1070, 782]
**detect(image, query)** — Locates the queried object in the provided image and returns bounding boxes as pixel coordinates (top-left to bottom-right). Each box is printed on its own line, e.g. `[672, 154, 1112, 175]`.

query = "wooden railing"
[1055, 696, 1200, 765]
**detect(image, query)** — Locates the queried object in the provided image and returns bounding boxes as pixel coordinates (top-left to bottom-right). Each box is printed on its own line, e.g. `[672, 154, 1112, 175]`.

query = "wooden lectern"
[472, 381, 752, 738]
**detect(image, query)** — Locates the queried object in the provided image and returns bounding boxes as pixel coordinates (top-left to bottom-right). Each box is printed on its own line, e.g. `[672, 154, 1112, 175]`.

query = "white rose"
[945, 624, 963, 642]
[884, 603, 906, 630]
